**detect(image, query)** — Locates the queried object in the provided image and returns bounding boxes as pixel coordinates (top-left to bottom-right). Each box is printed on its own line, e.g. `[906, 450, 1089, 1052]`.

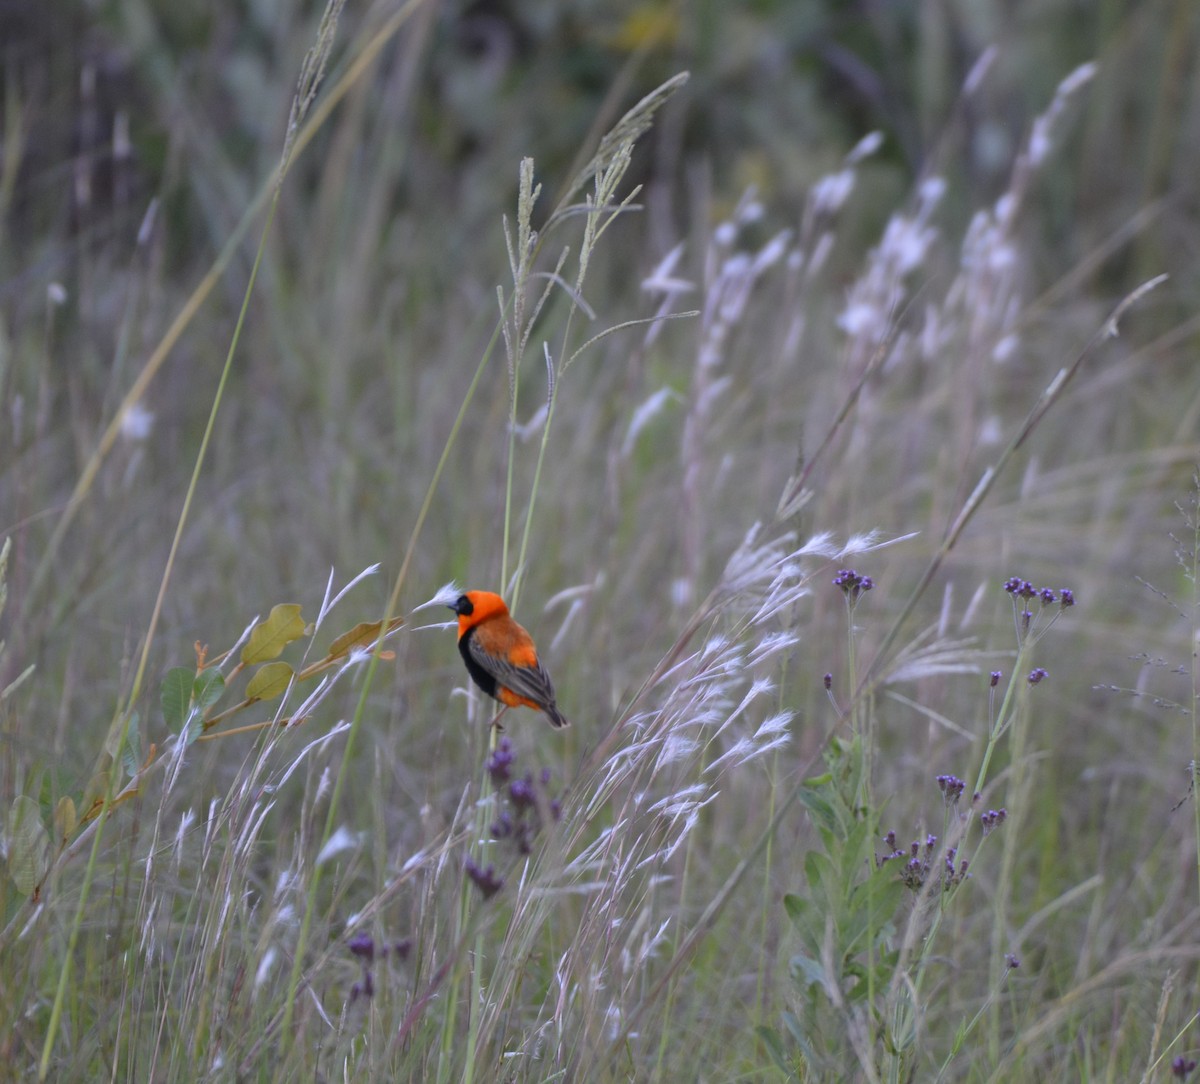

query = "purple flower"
[347, 933, 375, 961]
[346, 928, 409, 1007]
[1027, 667, 1048, 685]
[1004, 577, 1076, 644]
[487, 737, 516, 785]
[510, 774, 537, 811]
[481, 742, 562, 858]
[1004, 577, 1036, 599]
[491, 810, 515, 840]
[465, 858, 504, 899]
[981, 808, 1008, 835]
[347, 931, 380, 1004]
[937, 774, 965, 802]
[833, 569, 875, 604]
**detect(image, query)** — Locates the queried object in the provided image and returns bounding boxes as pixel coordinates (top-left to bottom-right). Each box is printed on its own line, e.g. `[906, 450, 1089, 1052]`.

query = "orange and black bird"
[449, 590, 569, 729]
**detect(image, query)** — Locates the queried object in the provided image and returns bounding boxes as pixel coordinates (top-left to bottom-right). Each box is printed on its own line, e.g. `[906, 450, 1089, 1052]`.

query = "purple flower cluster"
[1003, 577, 1076, 645]
[487, 736, 562, 857]
[833, 568, 875, 605]
[877, 830, 969, 893]
[486, 738, 516, 786]
[1002, 578, 1074, 606]
[465, 858, 504, 900]
[466, 738, 563, 899]
[346, 931, 412, 1004]
[937, 774, 965, 804]
[980, 808, 1007, 835]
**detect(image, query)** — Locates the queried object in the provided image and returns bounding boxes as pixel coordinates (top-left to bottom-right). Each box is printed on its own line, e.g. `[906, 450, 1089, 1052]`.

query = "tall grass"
[3, 2, 1200, 1080]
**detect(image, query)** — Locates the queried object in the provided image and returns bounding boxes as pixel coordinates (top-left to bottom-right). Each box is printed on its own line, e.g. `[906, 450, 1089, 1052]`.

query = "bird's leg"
[490, 706, 510, 733]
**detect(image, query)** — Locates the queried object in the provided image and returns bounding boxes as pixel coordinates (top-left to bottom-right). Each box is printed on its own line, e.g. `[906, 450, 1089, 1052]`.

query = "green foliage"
[162, 665, 226, 744]
[5, 795, 49, 897]
[772, 739, 907, 1076]
[159, 667, 192, 732]
[241, 603, 307, 664]
[245, 660, 293, 702]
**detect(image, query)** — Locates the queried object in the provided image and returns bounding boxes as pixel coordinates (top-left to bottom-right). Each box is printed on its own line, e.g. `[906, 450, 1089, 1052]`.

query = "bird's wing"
[465, 629, 554, 705]
[467, 632, 558, 708]
[501, 655, 559, 709]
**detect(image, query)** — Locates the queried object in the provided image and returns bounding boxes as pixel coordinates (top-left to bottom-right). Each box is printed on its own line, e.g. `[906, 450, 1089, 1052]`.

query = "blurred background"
[4, 0, 1196, 684]
[3, 0, 1200, 1076]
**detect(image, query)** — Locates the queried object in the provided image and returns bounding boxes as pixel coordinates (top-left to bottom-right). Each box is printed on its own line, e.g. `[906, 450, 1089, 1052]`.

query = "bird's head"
[449, 590, 510, 626]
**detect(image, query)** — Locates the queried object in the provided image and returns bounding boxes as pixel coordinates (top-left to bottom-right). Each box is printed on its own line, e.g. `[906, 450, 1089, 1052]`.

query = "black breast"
[459, 627, 499, 700]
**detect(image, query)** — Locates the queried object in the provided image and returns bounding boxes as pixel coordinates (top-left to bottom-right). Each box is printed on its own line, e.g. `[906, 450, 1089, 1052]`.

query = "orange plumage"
[448, 590, 570, 729]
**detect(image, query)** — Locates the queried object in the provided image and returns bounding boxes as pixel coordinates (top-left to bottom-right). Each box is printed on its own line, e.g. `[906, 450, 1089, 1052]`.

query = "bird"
[448, 590, 570, 729]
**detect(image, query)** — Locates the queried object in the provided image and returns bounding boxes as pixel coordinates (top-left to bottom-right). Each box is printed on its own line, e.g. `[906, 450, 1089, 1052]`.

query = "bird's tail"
[544, 703, 570, 729]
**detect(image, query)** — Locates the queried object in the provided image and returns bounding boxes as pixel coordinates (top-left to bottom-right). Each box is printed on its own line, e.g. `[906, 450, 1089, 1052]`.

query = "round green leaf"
[246, 661, 294, 703]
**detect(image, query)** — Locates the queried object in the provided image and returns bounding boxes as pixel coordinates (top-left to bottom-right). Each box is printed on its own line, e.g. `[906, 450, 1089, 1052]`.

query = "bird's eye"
[455, 595, 473, 615]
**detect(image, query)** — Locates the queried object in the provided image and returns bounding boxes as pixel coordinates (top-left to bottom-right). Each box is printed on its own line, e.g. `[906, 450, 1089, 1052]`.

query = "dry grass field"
[3, 1, 1200, 1079]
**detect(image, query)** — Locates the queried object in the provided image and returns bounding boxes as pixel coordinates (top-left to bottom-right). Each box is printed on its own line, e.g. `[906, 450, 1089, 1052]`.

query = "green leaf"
[121, 712, 141, 779]
[755, 1026, 791, 1075]
[795, 784, 838, 834]
[783, 892, 808, 924]
[789, 952, 827, 991]
[843, 816, 876, 868]
[242, 604, 306, 664]
[784, 892, 821, 951]
[781, 1011, 815, 1061]
[82, 770, 109, 816]
[54, 796, 77, 845]
[804, 849, 835, 904]
[246, 661, 294, 703]
[161, 667, 194, 731]
[843, 960, 870, 1001]
[327, 616, 404, 659]
[802, 849, 824, 889]
[193, 669, 225, 713]
[6, 795, 49, 895]
[103, 714, 136, 785]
